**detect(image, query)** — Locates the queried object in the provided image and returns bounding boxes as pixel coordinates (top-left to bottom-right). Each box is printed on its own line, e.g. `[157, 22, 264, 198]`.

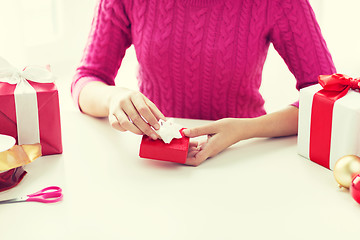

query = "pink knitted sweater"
[71, 0, 335, 120]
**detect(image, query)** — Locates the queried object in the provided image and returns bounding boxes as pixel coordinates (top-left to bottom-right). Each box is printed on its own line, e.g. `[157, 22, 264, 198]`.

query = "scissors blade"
[0, 196, 28, 204]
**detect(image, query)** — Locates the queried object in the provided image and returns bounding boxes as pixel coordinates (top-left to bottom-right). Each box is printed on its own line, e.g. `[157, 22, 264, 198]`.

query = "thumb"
[182, 124, 217, 138]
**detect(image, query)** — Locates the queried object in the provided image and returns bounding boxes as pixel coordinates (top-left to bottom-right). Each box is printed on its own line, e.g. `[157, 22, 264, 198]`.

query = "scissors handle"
[28, 186, 62, 196]
[26, 186, 63, 203]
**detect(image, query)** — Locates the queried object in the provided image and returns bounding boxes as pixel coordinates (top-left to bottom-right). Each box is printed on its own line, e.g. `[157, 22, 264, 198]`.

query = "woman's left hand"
[182, 118, 254, 166]
[182, 106, 299, 166]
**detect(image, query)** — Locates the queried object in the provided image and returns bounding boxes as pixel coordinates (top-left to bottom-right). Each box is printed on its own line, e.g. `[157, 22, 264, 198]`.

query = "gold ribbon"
[0, 143, 41, 171]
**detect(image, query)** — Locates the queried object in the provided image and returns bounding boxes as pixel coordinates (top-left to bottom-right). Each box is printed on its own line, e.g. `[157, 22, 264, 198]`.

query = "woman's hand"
[108, 88, 166, 139]
[78, 81, 166, 139]
[183, 106, 299, 166]
[183, 118, 254, 166]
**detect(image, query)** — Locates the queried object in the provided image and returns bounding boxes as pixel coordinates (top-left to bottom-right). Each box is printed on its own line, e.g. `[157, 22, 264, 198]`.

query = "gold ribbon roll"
[0, 144, 41, 172]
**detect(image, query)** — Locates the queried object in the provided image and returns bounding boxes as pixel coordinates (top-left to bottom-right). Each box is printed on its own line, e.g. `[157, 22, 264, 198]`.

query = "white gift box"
[298, 84, 360, 170]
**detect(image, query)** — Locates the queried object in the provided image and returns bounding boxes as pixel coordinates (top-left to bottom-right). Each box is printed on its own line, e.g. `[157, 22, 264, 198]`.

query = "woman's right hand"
[108, 88, 166, 140]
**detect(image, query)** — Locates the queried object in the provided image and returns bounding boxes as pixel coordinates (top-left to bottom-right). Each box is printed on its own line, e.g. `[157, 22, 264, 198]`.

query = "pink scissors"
[0, 186, 63, 204]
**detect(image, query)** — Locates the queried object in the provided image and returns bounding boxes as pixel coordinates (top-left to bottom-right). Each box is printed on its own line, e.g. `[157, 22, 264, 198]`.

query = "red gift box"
[139, 129, 189, 164]
[0, 78, 62, 156]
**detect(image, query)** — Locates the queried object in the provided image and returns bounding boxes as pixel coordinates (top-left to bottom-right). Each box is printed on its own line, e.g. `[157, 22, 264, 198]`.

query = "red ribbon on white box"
[298, 74, 360, 169]
[310, 74, 360, 168]
[0, 57, 54, 145]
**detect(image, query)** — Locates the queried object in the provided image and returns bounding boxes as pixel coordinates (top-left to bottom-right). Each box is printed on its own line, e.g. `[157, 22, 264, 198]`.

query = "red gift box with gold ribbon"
[298, 74, 360, 170]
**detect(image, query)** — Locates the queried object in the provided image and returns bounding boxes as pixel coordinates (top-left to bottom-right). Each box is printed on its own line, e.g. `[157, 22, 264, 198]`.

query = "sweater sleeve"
[71, 0, 132, 109]
[268, 0, 336, 108]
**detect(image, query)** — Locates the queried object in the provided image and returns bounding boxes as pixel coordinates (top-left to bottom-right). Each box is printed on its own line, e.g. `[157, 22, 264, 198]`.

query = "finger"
[185, 134, 226, 166]
[143, 97, 166, 120]
[185, 145, 210, 166]
[185, 150, 208, 166]
[185, 146, 213, 166]
[201, 133, 234, 160]
[109, 114, 126, 132]
[182, 124, 218, 138]
[197, 140, 208, 150]
[131, 94, 160, 130]
[113, 109, 143, 135]
[187, 147, 200, 159]
[122, 103, 158, 139]
[188, 142, 201, 152]
[188, 141, 199, 148]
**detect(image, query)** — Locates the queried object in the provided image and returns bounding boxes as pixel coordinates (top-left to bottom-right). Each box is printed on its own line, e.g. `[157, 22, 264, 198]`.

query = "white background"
[0, 0, 359, 112]
[1, 2, 360, 239]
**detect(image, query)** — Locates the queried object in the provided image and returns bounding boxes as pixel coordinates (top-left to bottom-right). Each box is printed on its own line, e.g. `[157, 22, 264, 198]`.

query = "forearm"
[249, 106, 299, 138]
[78, 81, 121, 117]
[183, 106, 299, 166]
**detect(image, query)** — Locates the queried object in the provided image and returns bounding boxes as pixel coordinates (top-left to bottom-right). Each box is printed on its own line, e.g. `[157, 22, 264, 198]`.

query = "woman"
[71, 0, 335, 166]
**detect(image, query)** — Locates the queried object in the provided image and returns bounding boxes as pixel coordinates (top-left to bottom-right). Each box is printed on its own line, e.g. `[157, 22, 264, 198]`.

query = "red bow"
[319, 73, 360, 92]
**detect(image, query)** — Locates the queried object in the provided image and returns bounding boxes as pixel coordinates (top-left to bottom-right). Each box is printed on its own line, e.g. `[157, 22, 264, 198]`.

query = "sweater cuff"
[71, 76, 104, 111]
[291, 100, 299, 108]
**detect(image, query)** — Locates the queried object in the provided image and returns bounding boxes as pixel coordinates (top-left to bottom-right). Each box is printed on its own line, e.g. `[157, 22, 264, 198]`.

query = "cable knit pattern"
[71, 0, 336, 120]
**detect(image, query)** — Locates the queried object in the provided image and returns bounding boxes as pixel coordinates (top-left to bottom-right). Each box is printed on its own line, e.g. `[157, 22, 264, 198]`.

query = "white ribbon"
[0, 57, 54, 145]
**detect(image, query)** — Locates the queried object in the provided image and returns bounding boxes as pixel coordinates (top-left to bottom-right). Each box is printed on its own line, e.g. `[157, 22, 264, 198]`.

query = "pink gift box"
[0, 81, 62, 155]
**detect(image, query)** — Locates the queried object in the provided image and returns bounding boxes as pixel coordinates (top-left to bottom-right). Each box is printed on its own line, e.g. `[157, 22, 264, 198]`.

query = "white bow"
[155, 119, 183, 144]
[0, 56, 55, 146]
[0, 57, 54, 84]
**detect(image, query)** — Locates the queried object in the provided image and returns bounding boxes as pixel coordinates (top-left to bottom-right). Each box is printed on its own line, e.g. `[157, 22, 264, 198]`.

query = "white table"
[1, 90, 360, 240]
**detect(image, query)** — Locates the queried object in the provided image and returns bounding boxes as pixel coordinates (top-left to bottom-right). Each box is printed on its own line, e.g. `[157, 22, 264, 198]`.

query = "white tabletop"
[1, 89, 360, 240]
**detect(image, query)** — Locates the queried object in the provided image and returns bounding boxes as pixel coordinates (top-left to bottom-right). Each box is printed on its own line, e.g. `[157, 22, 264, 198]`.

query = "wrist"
[107, 87, 131, 113]
[247, 106, 299, 138]
[248, 116, 268, 138]
[232, 118, 259, 141]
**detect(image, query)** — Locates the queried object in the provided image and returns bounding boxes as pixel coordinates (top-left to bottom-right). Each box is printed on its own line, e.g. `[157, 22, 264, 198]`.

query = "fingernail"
[151, 134, 157, 140]
[154, 123, 160, 130]
[182, 129, 190, 135]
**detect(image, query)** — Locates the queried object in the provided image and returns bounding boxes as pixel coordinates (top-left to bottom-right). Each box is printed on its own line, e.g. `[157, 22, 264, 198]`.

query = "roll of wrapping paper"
[0, 143, 41, 192]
